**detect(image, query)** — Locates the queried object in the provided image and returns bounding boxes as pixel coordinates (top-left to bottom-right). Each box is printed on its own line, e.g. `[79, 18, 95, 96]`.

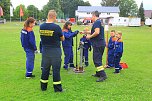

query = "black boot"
[92, 71, 100, 77]
[54, 84, 63, 92]
[41, 82, 48, 91]
[96, 70, 107, 82]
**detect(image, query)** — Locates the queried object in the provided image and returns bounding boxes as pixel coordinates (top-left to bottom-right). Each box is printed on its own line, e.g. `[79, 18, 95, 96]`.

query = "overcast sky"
[11, 0, 152, 10]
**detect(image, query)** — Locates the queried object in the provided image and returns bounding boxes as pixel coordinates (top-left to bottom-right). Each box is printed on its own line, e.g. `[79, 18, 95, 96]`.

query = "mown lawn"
[0, 22, 152, 101]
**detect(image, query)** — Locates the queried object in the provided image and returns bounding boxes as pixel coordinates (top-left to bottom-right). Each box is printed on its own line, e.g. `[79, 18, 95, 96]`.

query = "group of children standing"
[106, 30, 123, 73]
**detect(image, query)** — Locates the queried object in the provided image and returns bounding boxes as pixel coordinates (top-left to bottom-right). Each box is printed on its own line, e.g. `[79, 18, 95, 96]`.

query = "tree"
[27, 5, 39, 19]
[13, 5, 28, 21]
[138, 1, 145, 21]
[41, 0, 62, 19]
[60, 0, 91, 18]
[0, 0, 11, 19]
[101, 0, 119, 6]
[118, 0, 138, 17]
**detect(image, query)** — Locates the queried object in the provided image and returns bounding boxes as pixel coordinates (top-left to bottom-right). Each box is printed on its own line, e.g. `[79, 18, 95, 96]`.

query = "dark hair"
[24, 17, 35, 28]
[92, 10, 100, 17]
[111, 30, 115, 32]
[63, 21, 72, 30]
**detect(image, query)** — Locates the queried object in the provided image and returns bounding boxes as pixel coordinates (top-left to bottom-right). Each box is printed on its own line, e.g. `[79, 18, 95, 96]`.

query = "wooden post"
[105, 25, 109, 66]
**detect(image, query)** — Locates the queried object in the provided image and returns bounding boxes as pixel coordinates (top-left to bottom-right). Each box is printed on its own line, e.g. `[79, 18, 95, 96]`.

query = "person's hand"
[74, 30, 79, 35]
[86, 34, 91, 40]
[34, 50, 39, 54]
[89, 47, 92, 51]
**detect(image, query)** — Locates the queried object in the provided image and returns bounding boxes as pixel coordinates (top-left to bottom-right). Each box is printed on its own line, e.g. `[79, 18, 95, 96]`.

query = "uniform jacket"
[20, 27, 37, 51]
[80, 36, 91, 49]
[114, 38, 123, 56]
[62, 29, 76, 47]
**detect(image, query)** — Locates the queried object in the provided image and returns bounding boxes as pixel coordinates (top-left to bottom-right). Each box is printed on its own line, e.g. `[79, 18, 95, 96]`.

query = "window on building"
[87, 12, 90, 14]
[107, 13, 110, 15]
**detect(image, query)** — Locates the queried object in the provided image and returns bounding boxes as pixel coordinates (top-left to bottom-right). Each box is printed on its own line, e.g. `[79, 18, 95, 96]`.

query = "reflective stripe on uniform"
[53, 81, 61, 85]
[27, 72, 32, 73]
[40, 79, 48, 83]
[97, 66, 104, 71]
[115, 68, 119, 70]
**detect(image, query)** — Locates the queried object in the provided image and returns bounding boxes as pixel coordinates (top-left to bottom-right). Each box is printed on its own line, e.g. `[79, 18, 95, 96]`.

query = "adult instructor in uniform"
[40, 10, 64, 92]
[86, 11, 107, 82]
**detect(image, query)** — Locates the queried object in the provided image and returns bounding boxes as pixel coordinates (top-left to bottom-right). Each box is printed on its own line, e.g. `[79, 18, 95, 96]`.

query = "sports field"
[0, 22, 152, 101]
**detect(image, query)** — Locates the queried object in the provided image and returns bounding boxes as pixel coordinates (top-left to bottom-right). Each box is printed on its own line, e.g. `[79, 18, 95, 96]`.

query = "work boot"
[41, 82, 48, 91]
[92, 71, 100, 77]
[54, 84, 63, 92]
[113, 70, 120, 74]
[96, 70, 107, 82]
[96, 76, 107, 82]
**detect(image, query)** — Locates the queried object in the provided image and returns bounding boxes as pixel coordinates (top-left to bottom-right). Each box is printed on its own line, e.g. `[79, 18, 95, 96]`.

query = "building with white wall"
[75, 6, 120, 19]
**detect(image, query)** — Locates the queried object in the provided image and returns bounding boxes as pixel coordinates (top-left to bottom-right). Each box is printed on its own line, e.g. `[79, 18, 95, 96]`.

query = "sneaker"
[96, 76, 107, 82]
[113, 71, 120, 74]
[26, 75, 35, 78]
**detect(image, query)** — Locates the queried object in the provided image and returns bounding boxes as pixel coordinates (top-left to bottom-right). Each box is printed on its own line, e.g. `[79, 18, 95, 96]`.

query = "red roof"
[144, 10, 152, 18]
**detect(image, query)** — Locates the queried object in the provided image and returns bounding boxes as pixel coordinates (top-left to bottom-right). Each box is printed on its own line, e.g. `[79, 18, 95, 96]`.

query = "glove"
[74, 30, 79, 35]
[89, 46, 92, 51]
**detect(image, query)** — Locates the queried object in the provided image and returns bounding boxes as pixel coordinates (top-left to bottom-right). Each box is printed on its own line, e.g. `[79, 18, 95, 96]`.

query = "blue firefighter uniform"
[80, 36, 91, 66]
[90, 19, 107, 80]
[40, 23, 63, 92]
[107, 36, 116, 67]
[114, 38, 123, 73]
[20, 28, 37, 77]
[62, 29, 79, 69]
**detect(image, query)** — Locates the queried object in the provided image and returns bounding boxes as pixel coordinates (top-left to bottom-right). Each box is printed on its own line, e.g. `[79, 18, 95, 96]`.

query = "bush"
[77, 21, 82, 25]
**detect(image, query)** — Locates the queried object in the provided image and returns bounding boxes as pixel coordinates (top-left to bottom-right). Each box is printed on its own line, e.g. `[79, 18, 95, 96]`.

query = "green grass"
[0, 22, 152, 101]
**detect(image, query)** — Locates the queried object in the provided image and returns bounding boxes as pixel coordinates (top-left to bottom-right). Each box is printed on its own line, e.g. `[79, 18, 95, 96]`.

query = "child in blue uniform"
[114, 31, 123, 73]
[106, 30, 116, 68]
[80, 35, 91, 67]
[20, 17, 37, 78]
[62, 21, 79, 70]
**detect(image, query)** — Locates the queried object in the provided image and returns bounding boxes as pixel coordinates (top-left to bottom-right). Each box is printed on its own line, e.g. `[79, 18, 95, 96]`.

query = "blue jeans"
[24, 48, 35, 76]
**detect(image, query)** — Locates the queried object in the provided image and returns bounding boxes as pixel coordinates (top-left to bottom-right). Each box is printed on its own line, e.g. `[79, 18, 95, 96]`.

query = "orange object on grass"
[120, 62, 128, 69]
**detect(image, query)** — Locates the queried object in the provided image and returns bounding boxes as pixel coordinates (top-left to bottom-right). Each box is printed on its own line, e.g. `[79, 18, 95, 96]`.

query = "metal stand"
[74, 41, 84, 73]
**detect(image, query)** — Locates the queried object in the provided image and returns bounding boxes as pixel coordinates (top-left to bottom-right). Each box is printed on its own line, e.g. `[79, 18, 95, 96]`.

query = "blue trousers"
[83, 49, 89, 65]
[114, 53, 122, 72]
[108, 49, 114, 67]
[63, 46, 74, 68]
[24, 48, 35, 76]
[41, 47, 62, 92]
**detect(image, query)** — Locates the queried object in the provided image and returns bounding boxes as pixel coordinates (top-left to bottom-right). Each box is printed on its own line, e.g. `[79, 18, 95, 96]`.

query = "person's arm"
[86, 21, 101, 39]
[57, 25, 65, 41]
[29, 31, 37, 51]
[60, 35, 65, 41]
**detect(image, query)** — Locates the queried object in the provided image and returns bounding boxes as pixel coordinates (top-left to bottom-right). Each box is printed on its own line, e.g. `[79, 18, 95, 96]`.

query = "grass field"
[0, 22, 152, 101]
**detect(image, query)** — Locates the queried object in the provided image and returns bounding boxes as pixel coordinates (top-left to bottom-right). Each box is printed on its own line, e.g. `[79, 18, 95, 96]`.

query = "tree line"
[0, 0, 145, 21]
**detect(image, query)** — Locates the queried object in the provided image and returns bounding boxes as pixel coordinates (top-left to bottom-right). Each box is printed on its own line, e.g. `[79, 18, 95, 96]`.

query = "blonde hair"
[48, 10, 57, 19]
[117, 31, 122, 36]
